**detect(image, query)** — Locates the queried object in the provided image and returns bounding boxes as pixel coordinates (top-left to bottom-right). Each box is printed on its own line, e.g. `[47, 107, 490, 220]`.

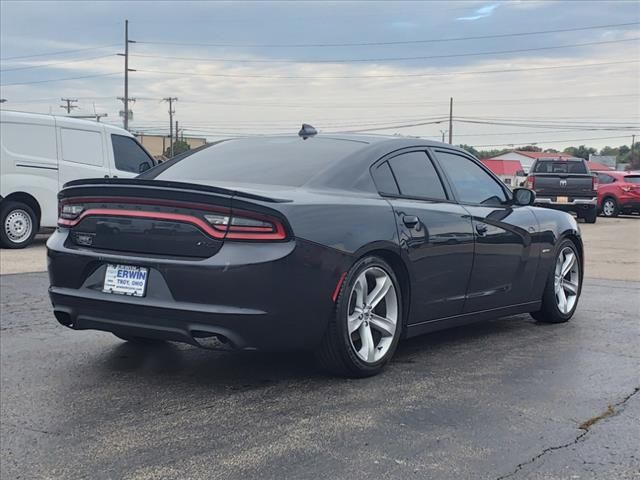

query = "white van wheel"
[0, 201, 38, 249]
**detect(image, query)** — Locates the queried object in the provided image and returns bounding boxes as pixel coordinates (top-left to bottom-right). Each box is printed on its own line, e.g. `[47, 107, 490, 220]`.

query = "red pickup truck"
[595, 171, 640, 217]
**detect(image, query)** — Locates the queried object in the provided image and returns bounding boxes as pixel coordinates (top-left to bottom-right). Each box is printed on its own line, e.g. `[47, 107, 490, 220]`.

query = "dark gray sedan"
[47, 132, 583, 377]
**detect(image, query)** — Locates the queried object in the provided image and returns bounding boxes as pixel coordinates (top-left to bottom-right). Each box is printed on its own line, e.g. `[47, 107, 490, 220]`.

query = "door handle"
[475, 223, 488, 236]
[402, 215, 419, 228]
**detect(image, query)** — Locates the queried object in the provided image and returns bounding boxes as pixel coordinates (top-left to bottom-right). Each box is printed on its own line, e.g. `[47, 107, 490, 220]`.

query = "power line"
[472, 134, 638, 148]
[1, 72, 120, 86]
[0, 44, 119, 61]
[1, 54, 116, 72]
[134, 21, 640, 48]
[135, 60, 636, 80]
[128, 37, 640, 65]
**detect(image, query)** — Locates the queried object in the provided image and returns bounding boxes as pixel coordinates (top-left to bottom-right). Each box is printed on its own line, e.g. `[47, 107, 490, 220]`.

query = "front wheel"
[0, 201, 38, 249]
[601, 198, 619, 218]
[315, 256, 402, 378]
[531, 239, 582, 323]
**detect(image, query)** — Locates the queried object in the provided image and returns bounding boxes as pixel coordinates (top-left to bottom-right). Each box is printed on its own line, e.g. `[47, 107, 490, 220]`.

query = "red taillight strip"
[60, 196, 230, 214]
[58, 209, 228, 239]
[58, 208, 287, 241]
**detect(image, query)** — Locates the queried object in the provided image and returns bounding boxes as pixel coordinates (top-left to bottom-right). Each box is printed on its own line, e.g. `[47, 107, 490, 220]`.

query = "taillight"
[57, 198, 287, 241]
[59, 204, 84, 220]
[592, 176, 599, 192]
[526, 175, 535, 189]
[204, 211, 286, 240]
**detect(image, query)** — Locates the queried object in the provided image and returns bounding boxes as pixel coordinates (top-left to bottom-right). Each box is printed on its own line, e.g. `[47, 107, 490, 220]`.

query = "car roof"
[0, 109, 133, 136]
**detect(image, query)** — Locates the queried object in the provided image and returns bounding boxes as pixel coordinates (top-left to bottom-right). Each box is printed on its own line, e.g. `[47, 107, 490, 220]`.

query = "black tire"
[601, 197, 619, 218]
[113, 333, 166, 345]
[531, 239, 582, 324]
[0, 201, 38, 249]
[583, 206, 597, 224]
[315, 256, 403, 378]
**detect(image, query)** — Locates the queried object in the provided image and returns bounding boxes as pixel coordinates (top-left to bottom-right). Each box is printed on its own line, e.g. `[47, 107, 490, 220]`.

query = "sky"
[1, 0, 639, 151]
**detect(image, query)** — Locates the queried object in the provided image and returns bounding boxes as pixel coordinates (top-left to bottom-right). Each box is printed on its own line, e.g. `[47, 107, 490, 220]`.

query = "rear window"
[153, 137, 364, 186]
[626, 175, 640, 184]
[533, 160, 588, 174]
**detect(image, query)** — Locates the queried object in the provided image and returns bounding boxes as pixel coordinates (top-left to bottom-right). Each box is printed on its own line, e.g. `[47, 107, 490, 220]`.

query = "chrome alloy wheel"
[554, 246, 580, 315]
[4, 209, 33, 244]
[347, 266, 399, 364]
[602, 199, 616, 217]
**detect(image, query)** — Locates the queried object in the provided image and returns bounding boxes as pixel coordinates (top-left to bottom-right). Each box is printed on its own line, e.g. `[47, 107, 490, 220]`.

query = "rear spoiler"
[61, 178, 291, 204]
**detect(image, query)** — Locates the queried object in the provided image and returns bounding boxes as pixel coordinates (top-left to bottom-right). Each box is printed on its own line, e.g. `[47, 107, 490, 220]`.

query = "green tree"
[165, 140, 191, 157]
[563, 145, 597, 160]
[516, 145, 542, 152]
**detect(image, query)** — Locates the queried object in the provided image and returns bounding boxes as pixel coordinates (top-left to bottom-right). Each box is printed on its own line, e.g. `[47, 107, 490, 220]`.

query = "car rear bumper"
[535, 196, 597, 206]
[47, 229, 350, 351]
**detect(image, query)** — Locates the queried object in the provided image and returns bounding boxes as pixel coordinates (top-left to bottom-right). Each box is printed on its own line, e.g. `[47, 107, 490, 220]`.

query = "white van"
[0, 110, 155, 248]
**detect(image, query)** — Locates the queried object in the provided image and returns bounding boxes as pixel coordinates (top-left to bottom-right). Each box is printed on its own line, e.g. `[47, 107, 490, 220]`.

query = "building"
[488, 150, 576, 174]
[588, 154, 616, 170]
[481, 158, 526, 187]
[586, 161, 614, 172]
[135, 133, 207, 158]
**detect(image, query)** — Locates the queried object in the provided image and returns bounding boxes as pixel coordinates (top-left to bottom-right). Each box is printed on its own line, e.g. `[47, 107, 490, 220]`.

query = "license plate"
[103, 264, 148, 297]
[556, 196, 569, 204]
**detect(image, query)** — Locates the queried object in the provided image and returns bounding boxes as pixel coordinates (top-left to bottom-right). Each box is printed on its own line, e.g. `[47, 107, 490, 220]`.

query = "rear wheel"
[315, 256, 402, 378]
[601, 197, 619, 217]
[531, 239, 581, 323]
[583, 206, 597, 224]
[0, 201, 38, 249]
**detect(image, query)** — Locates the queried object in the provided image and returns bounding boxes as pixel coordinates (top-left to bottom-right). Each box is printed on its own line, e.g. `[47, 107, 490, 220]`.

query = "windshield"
[533, 160, 588, 174]
[152, 137, 364, 187]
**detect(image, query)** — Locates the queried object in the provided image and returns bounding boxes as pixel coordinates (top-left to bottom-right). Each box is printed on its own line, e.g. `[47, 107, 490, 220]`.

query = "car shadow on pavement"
[96, 313, 537, 388]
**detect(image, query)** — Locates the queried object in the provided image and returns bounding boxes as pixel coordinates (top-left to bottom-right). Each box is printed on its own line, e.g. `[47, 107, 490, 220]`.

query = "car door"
[432, 148, 540, 313]
[108, 133, 155, 178]
[372, 149, 474, 322]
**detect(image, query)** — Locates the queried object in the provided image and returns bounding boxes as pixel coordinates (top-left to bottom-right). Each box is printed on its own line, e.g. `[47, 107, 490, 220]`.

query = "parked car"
[596, 171, 640, 217]
[0, 110, 155, 248]
[526, 157, 598, 223]
[48, 132, 584, 377]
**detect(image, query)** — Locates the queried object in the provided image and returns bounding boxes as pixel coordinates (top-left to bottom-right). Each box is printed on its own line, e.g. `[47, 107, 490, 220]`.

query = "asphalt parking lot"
[1, 217, 639, 479]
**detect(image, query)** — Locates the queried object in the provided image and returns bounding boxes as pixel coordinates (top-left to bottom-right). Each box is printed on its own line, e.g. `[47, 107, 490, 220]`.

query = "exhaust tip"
[190, 331, 233, 351]
[54, 310, 74, 327]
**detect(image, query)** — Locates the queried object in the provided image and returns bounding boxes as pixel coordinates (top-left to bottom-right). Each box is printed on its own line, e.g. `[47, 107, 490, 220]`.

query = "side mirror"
[139, 161, 151, 173]
[513, 188, 536, 206]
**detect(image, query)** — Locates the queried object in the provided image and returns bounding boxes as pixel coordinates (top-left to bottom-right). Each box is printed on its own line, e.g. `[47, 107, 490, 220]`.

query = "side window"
[111, 134, 154, 174]
[597, 173, 614, 184]
[435, 150, 507, 205]
[387, 151, 447, 200]
[372, 162, 399, 195]
[61, 128, 103, 167]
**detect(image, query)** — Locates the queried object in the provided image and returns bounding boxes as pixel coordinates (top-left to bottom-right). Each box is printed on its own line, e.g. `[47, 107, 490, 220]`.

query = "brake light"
[592, 176, 599, 192]
[57, 198, 287, 241]
[526, 175, 535, 189]
[59, 204, 84, 220]
[203, 211, 286, 240]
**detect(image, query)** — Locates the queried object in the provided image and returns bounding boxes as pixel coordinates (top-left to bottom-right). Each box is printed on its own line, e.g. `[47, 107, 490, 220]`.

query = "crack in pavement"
[495, 386, 640, 480]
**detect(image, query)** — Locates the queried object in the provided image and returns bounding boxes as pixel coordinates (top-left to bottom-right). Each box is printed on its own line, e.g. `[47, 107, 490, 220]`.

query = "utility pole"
[175, 120, 179, 142]
[117, 19, 136, 130]
[60, 98, 78, 114]
[440, 130, 448, 143]
[163, 97, 178, 157]
[448, 97, 453, 145]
